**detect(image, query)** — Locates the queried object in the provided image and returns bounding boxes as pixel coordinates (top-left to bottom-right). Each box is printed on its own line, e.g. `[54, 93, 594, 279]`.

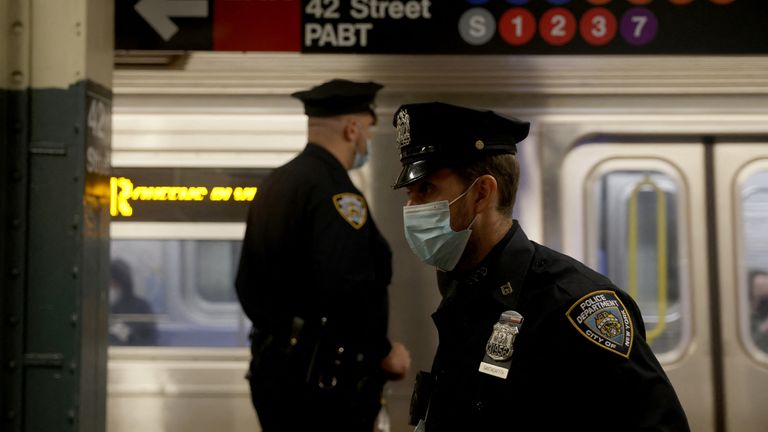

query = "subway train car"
[106, 52, 768, 432]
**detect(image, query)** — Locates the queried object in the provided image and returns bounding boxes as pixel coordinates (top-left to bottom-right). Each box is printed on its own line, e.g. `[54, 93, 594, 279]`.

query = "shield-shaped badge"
[333, 193, 368, 229]
[566, 290, 634, 358]
[479, 310, 523, 379]
[485, 322, 517, 361]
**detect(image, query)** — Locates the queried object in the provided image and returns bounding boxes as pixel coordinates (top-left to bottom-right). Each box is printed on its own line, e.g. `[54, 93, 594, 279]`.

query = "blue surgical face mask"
[352, 139, 371, 169]
[403, 179, 478, 271]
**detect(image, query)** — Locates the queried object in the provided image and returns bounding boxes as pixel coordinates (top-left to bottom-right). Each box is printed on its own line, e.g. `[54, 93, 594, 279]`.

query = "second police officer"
[392, 102, 690, 430]
[236, 79, 411, 432]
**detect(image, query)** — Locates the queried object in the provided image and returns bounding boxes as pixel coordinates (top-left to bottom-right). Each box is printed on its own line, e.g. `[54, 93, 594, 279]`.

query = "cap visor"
[393, 159, 440, 189]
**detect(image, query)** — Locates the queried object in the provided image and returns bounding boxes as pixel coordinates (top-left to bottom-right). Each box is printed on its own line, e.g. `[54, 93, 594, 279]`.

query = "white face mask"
[402, 179, 478, 271]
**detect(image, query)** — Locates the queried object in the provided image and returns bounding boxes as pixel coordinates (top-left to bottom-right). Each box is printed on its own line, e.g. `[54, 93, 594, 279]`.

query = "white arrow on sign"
[134, 0, 209, 42]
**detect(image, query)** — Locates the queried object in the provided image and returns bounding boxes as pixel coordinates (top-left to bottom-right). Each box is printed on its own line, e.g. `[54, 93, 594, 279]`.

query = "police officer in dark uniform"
[236, 79, 411, 432]
[393, 102, 690, 431]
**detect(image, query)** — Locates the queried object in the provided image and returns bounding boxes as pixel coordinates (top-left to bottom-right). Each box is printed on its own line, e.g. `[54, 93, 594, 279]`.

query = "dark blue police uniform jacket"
[423, 222, 690, 431]
[236, 144, 393, 429]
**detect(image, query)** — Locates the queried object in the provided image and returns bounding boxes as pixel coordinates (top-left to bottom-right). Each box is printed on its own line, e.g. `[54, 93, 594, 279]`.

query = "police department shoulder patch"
[333, 193, 368, 229]
[566, 290, 634, 358]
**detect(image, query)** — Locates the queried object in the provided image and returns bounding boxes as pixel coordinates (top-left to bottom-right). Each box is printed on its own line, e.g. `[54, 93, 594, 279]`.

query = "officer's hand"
[381, 342, 411, 381]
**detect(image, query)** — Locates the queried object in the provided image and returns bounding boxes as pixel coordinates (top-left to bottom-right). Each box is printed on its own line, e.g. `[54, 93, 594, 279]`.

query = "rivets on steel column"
[71, 266, 79, 278]
[9, 267, 20, 278]
[70, 314, 78, 327]
[67, 409, 75, 423]
[8, 316, 19, 327]
[7, 361, 16, 370]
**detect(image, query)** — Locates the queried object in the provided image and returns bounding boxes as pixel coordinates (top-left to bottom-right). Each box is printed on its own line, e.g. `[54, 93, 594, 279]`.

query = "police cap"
[392, 102, 530, 189]
[291, 79, 383, 119]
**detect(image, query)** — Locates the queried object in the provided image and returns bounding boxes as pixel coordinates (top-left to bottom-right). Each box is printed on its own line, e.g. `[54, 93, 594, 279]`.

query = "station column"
[1, 1, 113, 431]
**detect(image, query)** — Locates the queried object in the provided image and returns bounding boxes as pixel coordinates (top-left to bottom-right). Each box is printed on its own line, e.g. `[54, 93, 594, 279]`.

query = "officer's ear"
[342, 115, 363, 142]
[473, 174, 498, 214]
[342, 119, 355, 142]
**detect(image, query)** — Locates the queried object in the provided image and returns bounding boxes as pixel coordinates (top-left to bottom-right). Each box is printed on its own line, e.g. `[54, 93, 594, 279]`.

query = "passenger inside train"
[749, 270, 768, 351]
[109, 259, 158, 346]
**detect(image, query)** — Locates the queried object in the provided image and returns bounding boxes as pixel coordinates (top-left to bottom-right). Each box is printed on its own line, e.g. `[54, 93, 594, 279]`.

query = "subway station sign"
[115, 0, 768, 54]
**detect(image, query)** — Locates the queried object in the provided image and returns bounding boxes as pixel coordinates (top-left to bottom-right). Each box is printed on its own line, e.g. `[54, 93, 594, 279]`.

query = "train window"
[587, 165, 691, 360]
[187, 240, 241, 303]
[106, 166, 267, 348]
[109, 229, 250, 348]
[739, 169, 768, 357]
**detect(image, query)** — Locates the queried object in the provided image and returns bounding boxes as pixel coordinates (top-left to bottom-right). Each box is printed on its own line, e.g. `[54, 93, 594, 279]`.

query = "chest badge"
[332, 193, 368, 229]
[479, 310, 523, 379]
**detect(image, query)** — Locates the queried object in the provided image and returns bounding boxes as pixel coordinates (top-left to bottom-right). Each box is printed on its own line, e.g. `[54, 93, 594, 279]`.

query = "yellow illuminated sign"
[110, 176, 257, 217]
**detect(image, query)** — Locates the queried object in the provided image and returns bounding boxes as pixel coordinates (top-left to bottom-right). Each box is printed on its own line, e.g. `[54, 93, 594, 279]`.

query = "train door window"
[187, 240, 241, 303]
[585, 160, 692, 361]
[739, 166, 768, 358]
[110, 223, 250, 348]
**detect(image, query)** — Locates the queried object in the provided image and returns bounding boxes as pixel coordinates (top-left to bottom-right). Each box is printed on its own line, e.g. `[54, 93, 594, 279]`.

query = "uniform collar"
[304, 142, 348, 172]
[437, 221, 535, 308]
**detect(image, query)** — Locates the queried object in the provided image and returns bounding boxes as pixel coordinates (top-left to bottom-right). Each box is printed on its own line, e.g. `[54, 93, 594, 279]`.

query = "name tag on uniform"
[479, 310, 523, 379]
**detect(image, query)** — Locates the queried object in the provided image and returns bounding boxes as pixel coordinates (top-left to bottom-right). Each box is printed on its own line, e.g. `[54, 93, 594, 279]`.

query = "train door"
[713, 143, 768, 432]
[560, 142, 715, 431]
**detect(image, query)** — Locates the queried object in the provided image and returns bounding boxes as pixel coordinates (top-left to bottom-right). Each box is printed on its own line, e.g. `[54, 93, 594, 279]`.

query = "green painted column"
[1, 1, 113, 431]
